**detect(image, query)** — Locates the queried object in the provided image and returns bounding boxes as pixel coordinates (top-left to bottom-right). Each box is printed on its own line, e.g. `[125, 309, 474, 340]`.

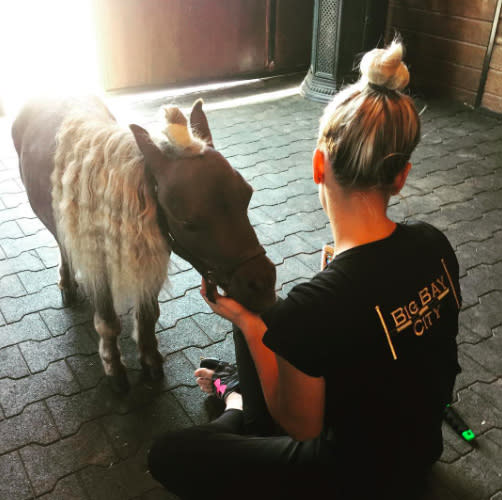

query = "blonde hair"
[318, 40, 420, 192]
[52, 113, 170, 312]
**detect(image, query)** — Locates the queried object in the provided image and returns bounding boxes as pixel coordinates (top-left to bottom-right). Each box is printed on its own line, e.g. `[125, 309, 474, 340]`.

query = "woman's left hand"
[200, 278, 259, 330]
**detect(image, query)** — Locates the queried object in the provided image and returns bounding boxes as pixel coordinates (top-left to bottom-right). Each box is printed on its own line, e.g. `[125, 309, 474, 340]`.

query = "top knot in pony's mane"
[162, 106, 205, 154]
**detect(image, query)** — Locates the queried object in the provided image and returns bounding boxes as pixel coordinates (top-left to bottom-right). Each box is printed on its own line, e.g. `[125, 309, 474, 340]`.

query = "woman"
[147, 41, 461, 500]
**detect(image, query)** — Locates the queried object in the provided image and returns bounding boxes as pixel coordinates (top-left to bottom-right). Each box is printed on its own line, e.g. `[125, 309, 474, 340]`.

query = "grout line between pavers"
[230, 149, 312, 174]
[253, 207, 324, 227]
[213, 106, 314, 134]
[438, 187, 502, 210]
[468, 288, 502, 305]
[438, 445, 475, 465]
[459, 292, 502, 318]
[3, 244, 58, 262]
[218, 123, 317, 151]
[0, 200, 31, 213]
[42, 399, 63, 442]
[0, 226, 50, 242]
[251, 188, 319, 210]
[458, 324, 502, 348]
[169, 385, 200, 427]
[225, 137, 315, 161]
[15, 448, 38, 500]
[273, 250, 321, 269]
[458, 348, 500, 382]
[0, 386, 85, 420]
[30, 470, 93, 500]
[9, 378, 181, 444]
[27, 248, 48, 269]
[63, 355, 86, 393]
[410, 170, 502, 197]
[453, 378, 502, 406]
[252, 172, 313, 190]
[0, 290, 65, 323]
[462, 257, 502, 274]
[13, 342, 31, 377]
[0, 216, 39, 230]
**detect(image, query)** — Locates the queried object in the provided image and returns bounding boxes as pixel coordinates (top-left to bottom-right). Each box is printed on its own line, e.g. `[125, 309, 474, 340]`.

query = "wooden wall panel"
[387, 1, 496, 107]
[485, 69, 502, 95]
[94, 0, 268, 91]
[482, 11, 502, 113]
[399, 30, 485, 69]
[481, 91, 502, 112]
[490, 45, 502, 70]
[388, 0, 496, 21]
[411, 59, 482, 92]
[389, 5, 492, 45]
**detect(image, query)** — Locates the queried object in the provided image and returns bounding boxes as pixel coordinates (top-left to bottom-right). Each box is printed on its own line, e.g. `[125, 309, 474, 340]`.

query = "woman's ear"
[313, 148, 326, 185]
[392, 162, 412, 195]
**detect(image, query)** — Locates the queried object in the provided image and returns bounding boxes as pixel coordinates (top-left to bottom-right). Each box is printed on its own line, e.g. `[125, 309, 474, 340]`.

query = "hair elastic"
[367, 82, 398, 96]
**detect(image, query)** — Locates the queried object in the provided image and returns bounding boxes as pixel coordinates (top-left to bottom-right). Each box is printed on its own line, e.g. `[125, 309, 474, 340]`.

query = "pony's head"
[130, 100, 276, 313]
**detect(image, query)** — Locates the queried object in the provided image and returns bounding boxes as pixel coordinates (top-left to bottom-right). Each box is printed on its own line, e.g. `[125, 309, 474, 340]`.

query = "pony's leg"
[57, 245, 78, 306]
[94, 289, 129, 392]
[133, 298, 164, 380]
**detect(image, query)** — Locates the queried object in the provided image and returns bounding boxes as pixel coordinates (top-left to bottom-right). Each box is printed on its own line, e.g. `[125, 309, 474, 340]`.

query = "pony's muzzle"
[228, 254, 276, 313]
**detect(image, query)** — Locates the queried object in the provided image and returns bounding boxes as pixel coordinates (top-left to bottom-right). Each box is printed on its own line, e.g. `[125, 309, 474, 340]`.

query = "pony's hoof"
[141, 361, 164, 381]
[107, 373, 130, 394]
[61, 287, 78, 307]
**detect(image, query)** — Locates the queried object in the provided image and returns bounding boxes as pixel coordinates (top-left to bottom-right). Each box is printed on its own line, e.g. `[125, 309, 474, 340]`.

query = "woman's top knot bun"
[360, 40, 410, 91]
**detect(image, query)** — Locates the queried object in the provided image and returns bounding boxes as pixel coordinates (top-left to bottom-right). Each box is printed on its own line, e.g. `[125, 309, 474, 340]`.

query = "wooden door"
[93, 0, 313, 91]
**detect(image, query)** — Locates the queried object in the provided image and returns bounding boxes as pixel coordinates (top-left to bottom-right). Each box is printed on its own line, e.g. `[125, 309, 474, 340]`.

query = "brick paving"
[0, 78, 501, 499]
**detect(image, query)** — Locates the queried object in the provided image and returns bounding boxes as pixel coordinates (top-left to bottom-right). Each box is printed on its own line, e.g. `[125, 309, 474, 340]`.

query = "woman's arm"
[201, 281, 325, 441]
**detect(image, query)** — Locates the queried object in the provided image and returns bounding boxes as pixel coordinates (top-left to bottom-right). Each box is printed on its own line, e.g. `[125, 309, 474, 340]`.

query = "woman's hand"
[200, 278, 260, 331]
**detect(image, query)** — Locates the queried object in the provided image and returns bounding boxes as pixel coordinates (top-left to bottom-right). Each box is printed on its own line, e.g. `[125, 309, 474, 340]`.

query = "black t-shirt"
[262, 221, 461, 479]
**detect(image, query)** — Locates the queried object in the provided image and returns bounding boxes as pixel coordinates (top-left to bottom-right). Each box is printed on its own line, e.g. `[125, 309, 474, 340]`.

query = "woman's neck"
[325, 185, 396, 256]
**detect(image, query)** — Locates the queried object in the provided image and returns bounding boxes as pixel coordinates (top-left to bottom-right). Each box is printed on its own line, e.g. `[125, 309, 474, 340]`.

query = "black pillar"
[301, 0, 389, 103]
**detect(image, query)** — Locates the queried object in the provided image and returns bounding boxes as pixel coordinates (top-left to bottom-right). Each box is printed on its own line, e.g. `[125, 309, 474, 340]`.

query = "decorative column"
[301, 0, 389, 103]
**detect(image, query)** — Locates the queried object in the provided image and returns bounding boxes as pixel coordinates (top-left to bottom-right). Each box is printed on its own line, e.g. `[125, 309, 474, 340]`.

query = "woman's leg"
[148, 409, 244, 498]
[147, 408, 331, 500]
[233, 324, 279, 435]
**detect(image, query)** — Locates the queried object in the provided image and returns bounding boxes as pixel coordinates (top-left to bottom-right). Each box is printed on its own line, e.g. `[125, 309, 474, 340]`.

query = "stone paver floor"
[0, 77, 501, 499]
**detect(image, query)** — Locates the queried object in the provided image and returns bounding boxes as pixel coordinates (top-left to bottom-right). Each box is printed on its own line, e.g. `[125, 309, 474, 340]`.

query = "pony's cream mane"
[52, 113, 173, 312]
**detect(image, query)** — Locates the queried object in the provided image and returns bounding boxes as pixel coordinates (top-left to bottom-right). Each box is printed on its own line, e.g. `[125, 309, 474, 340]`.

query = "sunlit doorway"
[0, 0, 101, 116]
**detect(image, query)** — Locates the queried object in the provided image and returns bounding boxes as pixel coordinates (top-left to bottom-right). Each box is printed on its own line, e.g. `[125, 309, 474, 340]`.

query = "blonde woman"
[148, 41, 461, 500]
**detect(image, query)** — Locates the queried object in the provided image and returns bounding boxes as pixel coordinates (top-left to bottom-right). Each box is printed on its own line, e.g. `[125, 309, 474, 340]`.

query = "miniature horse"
[12, 95, 276, 391]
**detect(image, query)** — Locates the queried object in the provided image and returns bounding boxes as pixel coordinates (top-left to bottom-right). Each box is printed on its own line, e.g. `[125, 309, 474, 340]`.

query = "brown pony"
[12, 95, 276, 391]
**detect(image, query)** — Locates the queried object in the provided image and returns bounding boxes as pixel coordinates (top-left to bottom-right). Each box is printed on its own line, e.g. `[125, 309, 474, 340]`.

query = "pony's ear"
[129, 124, 165, 173]
[190, 99, 214, 148]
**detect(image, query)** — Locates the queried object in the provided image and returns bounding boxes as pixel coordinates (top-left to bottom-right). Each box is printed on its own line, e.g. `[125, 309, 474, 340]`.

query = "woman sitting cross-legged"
[147, 40, 461, 500]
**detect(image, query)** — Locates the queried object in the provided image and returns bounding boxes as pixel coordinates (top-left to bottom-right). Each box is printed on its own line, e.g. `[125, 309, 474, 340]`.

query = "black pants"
[147, 327, 337, 500]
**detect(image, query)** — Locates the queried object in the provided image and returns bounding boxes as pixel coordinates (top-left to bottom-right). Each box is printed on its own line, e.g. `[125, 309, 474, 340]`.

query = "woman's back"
[263, 221, 461, 492]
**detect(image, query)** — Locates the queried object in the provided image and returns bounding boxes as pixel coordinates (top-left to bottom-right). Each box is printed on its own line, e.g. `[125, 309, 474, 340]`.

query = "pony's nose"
[244, 274, 270, 295]
[229, 255, 276, 313]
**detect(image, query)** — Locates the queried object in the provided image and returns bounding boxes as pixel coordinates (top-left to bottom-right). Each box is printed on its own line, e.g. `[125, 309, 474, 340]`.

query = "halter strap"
[158, 208, 266, 295]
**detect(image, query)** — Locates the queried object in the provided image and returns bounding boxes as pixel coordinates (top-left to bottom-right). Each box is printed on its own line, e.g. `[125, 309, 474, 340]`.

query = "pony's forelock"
[162, 105, 206, 154]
